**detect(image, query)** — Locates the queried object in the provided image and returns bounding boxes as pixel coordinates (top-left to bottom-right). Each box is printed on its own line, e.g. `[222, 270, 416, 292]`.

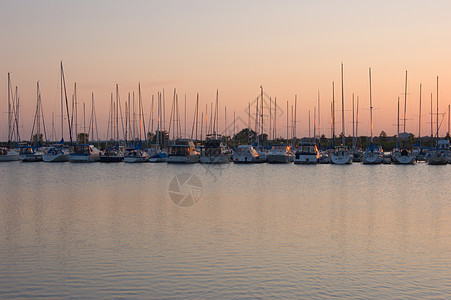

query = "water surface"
[0, 162, 450, 298]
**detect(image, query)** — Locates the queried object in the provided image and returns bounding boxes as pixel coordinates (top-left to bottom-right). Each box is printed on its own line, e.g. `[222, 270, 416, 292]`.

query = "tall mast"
[352, 93, 355, 148]
[369, 68, 373, 143]
[403, 70, 408, 134]
[74, 82, 78, 140]
[341, 63, 345, 145]
[397, 97, 400, 147]
[60, 65, 64, 140]
[274, 97, 277, 140]
[286, 100, 289, 143]
[448, 104, 450, 137]
[318, 91, 321, 138]
[139, 84, 142, 141]
[260, 86, 264, 146]
[294, 94, 297, 142]
[184, 94, 186, 139]
[419, 84, 422, 139]
[436, 76, 439, 141]
[430, 93, 433, 147]
[356, 96, 359, 147]
[314, 107, 316, 144]
[37, 81, 40, 144]
[83, 102, 86, 143]
[332, 81, 335, 146]
[269, 97, 272, 141]
[8, 73, 11, 142]
[308, 110, 311, 138]
[60, 62, 72, 143]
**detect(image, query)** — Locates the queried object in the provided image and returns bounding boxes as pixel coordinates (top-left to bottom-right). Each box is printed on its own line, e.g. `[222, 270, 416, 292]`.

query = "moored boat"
[167, 139, 200, 164]
[267, 144, 293, 163]
[70, 144, 100, 163]
[294, 142, 318, 164]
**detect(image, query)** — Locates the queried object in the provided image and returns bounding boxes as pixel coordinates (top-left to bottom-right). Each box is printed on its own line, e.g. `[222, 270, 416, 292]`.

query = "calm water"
[0, 162, 450, 299]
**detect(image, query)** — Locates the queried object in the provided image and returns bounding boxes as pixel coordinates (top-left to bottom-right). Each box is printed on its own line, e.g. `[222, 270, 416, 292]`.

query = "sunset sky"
[1, 0, 450, 141]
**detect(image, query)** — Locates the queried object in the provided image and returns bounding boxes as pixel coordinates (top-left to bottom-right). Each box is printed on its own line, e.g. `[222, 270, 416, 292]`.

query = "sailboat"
[100, 85, 124, 162]
[20, 81, 45, 162]
[393, 71, 415, 164]
[148, 92, 167, 162]
[362, 68, 383, 164]
[70, 85, 101, 163]
[1, 73, 20, 162]
[124, 84, 149, 163]
[199, 91, 230, 164]
[427, 76, 448, 165]
[43, 62, 71, 162]
[330, 64, 352, 165]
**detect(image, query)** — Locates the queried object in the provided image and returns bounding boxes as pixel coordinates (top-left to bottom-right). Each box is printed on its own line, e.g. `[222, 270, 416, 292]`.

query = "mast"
[436, 76, 439, 141]
[60, 62, 72, 144]
[139, 84, 142, 141]
[308, 110, 311, 139]
[294, 94, 297, 143]
[341, 63, 345, 145]
[403, 70, 408, 134]
[369, 68, 373, 144]
[286, 100, 289, 143]
[8, 73, 11, 142]
[397, 97, 400, 148]
[352, 93, 355, 148]
[184, 94, 186, 139]
[274, 97, 277, 140]
[448, 104, 450, 137]
[419, 84, 422, 140]
[318, 91, 321, 139]
[269, 98, 272, 141]
[356, 96, 359, 147]
[430, 93, 433, 147]
[83, 102, 86, 143]
[74, 83, 78, 140]
[260, 86, 264, 146]
[314, 107, 316, 144]
[332, 81, 335, 146]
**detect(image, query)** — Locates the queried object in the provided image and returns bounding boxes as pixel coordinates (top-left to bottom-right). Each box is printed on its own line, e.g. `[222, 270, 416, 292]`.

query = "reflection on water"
[0, 162, 450, 298]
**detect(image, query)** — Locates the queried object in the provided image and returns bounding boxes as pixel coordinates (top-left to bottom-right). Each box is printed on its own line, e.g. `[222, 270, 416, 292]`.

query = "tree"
[77, 133, 89, 144]
[32, 134, 44, 145]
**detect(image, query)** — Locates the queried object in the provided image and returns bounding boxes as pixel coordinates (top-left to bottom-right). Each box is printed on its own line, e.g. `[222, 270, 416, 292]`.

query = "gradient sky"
[1, 0, 451, 141]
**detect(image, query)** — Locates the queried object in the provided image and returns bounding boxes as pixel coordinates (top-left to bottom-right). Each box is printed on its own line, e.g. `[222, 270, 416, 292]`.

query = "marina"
[2, 1, 451, 298]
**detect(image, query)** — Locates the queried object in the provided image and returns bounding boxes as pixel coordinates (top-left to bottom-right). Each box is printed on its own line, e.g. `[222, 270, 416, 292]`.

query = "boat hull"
[20, 153, 43, 162]
[70, 154, 100, 163]
[43, 153, 70, 162]
[167, 155, 200, 164]
[99, 156, 124, 163]
[200, 155, 230, 164]
[267, 154, 293, 164]
[330, 154, 352, 165]
[394, 155, 415, 165]
[124, 156, 148, 163]
[0, 153, 20, 162]
[293, 154, 318, 164]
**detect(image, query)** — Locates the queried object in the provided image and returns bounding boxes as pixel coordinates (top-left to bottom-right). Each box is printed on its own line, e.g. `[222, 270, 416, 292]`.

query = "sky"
[1, 0, 451, 141]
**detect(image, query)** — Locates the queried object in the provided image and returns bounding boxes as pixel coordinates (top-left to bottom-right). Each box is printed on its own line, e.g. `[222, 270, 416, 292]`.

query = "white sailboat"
[393, 71, 415, 164]
[330, 64, 352, 165]
[1, 73, 20, 162]
[427, 76, 448, 165]
[43, 62, 72, 162]
[21, 81, 45, 162]
[362, 68, 383, 164]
